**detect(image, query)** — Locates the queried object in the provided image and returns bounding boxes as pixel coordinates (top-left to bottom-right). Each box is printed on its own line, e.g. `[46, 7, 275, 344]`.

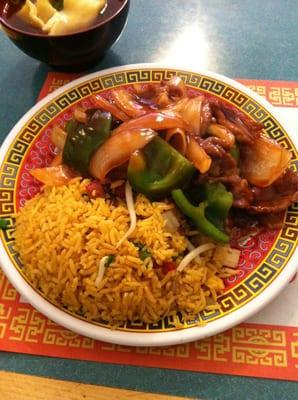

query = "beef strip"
[196, 136, 227, 157]
[258, 212, 285, 230]
[200, 99, 212, 135]
[209, 99, 263, 144]
[199, 174, 253, 208]
[249, 169, 298, 214]
[200, 168, 298, 214]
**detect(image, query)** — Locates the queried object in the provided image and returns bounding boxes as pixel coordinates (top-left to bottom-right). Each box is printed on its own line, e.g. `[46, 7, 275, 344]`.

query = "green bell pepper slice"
[202, 182, 233, 220]
[172, 186, 232, 243]
[62, 109, 112, 174]
[127, 137, 196, 199]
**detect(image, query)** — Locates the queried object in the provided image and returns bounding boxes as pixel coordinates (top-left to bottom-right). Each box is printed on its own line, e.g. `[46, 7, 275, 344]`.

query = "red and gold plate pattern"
[0, 67, 297, 351]
[0, 270, 298, 380]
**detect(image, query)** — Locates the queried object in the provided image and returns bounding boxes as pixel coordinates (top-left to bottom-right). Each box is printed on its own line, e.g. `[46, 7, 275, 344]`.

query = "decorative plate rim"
[0, 63, 297, 347]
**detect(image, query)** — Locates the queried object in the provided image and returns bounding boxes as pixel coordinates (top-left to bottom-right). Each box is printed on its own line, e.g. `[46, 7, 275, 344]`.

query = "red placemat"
[1, 74, 297, 381]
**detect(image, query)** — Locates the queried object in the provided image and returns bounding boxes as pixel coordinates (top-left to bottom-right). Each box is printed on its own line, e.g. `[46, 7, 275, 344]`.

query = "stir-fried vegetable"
[73, 107, 88, 124]
[93, 95, 129, 121]
[166, 76, 187, 99]
[165, 128, 188, 155]
[240, 135, 292, 187]
[213, 246, 240, 268]
[112, 111, 189, 135]
[89, 128, 157, 182]
[51, 125, 67, 150]
[207, 123, 235, 148]
[50, 153, 63, 167]
[30, 165, 77, 186]
[63, 110, 112, 174]
[186, 137, 212, 173]
[36, 79, 297, 252]
[172, 189, 230, 242]
[111, 89, 146, 118]
[128, 137, 196, 198]
[175, 96, 203, 135]
[161, 210, 180, 232]
[202, 182, 233, 226]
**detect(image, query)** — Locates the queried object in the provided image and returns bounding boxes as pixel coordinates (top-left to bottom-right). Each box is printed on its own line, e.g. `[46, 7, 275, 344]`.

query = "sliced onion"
[240, 135, 292, 187]
[162, 210, 180, 232]
[111, 89, 146, 118]
[166, 97, 189, 113]
[112, 112, 189, 135]
[156, 91, 171, 108]
[133, 83, 156, 98]
[73, 107, 88, 124]
[93, 94, 129, 121]
[116, 181, 137, 248]
[213, 246, 240, 268]
[166, 76, 187, 99]
[30, 165, 77, 186]
[89, 128, 157, 182]
[165, 96, 204, 135]
[165, 128, 188, 155]
[177, 243, 215, 272]
[51, 125, 67, 150]
[180, 96, 203, 134]
[186, 137, 212, 173]
[207, 123, 235, 148]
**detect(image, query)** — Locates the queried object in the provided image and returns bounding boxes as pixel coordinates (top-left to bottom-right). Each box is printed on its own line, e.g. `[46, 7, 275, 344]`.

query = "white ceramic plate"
[0, 64, 297, 346]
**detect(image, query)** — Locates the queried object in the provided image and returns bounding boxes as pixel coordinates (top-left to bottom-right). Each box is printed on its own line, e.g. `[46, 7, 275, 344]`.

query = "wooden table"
[0, 372, 193, 400]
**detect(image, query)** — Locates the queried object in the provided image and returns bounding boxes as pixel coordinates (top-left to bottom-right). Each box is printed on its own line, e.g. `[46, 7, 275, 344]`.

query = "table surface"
[0, 371, 193, 400]
[1, 1, 298, 399]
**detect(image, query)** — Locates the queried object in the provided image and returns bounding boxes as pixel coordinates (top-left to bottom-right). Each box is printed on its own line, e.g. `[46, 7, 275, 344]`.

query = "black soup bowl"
[0, 0, 130, 70]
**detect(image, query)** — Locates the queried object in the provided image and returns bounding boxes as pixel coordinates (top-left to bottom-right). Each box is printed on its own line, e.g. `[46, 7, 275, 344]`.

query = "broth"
[2, 0, 110, 36]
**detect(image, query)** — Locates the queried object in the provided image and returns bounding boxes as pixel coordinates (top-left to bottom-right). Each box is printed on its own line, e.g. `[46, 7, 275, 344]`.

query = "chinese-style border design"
[238, 79, 298, 108]
[0, 70, 297, 332]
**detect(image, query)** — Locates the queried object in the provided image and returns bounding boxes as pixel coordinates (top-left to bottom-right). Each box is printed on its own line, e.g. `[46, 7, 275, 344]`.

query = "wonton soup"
[2, 0, 108, 35]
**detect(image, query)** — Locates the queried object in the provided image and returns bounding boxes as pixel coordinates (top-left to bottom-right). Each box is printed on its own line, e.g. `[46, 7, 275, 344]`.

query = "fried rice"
[14, 178, 231, 325]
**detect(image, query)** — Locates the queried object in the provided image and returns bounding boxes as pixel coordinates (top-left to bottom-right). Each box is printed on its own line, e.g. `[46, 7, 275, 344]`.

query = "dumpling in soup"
[16, 0, 107, 35]
[16, 0, 55, 31]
